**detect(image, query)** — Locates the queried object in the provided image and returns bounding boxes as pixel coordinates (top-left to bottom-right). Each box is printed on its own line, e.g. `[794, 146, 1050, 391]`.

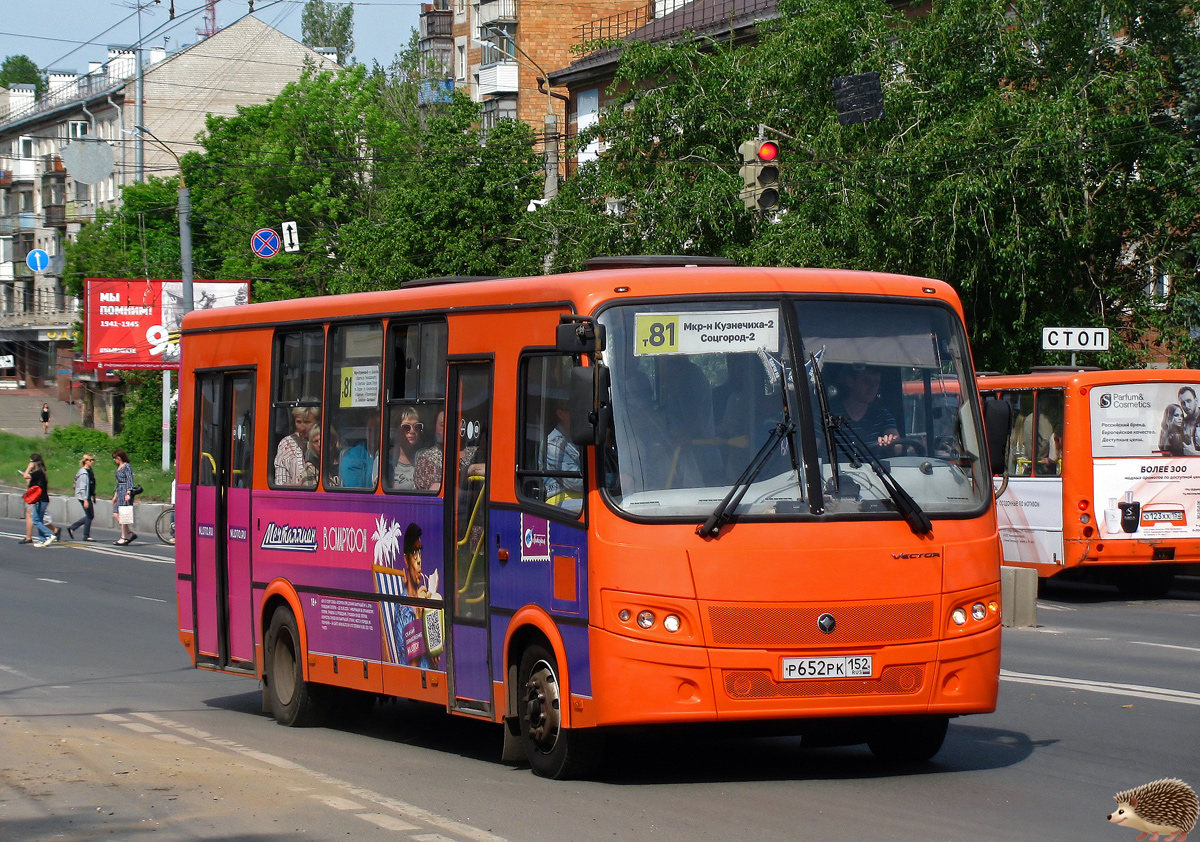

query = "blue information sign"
[251, 228, 281, 259]
[26, 249, 50, 272]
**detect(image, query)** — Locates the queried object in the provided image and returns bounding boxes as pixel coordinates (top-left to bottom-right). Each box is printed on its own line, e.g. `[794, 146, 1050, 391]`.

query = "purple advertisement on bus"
[255, 492, 444, 670]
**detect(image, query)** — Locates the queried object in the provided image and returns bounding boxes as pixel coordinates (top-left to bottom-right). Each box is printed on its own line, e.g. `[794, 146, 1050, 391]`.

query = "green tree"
[0, 54, 46, 96]
[301, 0, 355, 65]
[557, 0, 1200, 372]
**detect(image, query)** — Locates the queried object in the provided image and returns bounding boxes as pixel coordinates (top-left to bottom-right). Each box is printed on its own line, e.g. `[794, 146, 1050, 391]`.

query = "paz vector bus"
[175, 258, 1007, 778]
[979, 367, 1200, 597]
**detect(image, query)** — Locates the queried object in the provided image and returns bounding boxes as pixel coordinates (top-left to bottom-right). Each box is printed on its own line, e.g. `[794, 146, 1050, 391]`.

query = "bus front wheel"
[264, 607, 319, 727]
[866, 715, 948, 764]
[518, 643, 600, 779]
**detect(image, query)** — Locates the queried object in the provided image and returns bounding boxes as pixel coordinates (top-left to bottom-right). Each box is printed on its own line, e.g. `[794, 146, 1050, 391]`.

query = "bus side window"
[384, 321, 447, 493]
[270, 328, 324, 489]
[1004, 391, 1035, 476]
[325, 322, 383, 491]
[1033, 389, 1064, 477]
[517, 353, 583, 514]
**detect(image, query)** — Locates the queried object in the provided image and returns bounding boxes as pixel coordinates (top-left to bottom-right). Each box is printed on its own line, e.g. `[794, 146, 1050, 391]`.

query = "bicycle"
[156, 508, 175, 545]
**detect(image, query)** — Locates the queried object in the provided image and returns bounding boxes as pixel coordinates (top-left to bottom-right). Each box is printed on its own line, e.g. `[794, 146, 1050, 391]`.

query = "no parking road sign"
[251, 227, 281, 259]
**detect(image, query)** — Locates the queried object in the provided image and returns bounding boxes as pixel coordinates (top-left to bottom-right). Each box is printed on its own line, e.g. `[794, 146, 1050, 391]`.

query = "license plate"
[781, 655, 872, 680]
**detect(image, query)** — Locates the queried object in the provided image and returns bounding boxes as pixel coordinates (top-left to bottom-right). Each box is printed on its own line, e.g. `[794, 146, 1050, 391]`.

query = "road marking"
[1035, 603, 1074, 611]
[37, 577, 67, 584]
[0, 662, 37, 680]
[0, 530, 173, 562]
[1132, 641, 1200, 654]
[97, 713, 129, 722]
[153, 733, 196, 745]
[314, 795, 365, 811]
[1001, 669, 1200, 706]
[120, 711, 511, 842]
[120, 722, 161, 733]
[357, 812, 420, 831]
[135, 595, 168, 603]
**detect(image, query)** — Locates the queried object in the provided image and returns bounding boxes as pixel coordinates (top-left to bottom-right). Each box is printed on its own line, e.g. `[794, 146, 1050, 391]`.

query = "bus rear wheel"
[518, 643, 600, 779]
[264, 607, 319, 727]
[866, 715, 948, 764]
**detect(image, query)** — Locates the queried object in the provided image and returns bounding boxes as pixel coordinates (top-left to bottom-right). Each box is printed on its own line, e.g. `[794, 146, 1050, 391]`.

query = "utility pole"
[137, 126, 192, 471]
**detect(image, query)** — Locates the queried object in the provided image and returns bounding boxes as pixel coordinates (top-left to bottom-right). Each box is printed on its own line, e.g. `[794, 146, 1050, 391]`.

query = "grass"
[1, 430, 176, 503]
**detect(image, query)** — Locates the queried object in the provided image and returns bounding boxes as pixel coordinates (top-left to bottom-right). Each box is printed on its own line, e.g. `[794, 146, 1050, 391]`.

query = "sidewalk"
[0, 487, 168, 536]
[0, 388, 90, 438]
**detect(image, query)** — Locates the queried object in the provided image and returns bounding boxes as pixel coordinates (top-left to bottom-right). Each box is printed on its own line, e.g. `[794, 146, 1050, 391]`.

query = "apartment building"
[0, 15, 336, 416]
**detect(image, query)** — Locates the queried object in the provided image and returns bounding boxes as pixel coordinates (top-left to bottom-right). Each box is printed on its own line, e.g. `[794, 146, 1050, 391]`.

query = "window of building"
[270, 328, 324, 488]
[516, 353, 584, 514]
[68, 121, 89, 139]
[384, 320, 447, 493]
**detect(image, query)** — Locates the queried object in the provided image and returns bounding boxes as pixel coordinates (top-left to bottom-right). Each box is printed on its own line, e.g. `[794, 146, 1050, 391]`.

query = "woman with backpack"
[68, 453, 97, 542]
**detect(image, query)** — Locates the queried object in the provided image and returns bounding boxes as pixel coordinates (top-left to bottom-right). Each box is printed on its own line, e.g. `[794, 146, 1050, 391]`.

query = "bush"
[49, 425, 116, 457]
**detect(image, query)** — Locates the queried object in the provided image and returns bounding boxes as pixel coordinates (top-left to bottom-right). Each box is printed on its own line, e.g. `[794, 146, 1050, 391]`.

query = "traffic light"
[738, 138, 780, 211]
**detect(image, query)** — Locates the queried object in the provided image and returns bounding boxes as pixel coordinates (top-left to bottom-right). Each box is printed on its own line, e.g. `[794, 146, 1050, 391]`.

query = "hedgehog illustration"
[1107, 778, 1198, 842]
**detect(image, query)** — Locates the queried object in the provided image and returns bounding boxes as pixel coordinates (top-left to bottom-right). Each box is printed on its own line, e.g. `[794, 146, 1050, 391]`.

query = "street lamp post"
[135, 125, 193, 472]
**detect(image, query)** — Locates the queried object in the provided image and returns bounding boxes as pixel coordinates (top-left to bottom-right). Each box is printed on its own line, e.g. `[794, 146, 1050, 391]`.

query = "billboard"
[1090, 381, 1200, 540]
[85, 278, 249, 369]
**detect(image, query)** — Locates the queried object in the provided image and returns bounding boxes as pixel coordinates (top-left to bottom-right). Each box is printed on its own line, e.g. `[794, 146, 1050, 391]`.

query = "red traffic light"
[757, 140, 779, 162]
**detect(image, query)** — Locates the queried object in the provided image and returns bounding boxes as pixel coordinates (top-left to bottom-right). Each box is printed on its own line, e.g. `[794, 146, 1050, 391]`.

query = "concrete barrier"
[2, 490, 168, 535]
[1000, 565, 1038, 627]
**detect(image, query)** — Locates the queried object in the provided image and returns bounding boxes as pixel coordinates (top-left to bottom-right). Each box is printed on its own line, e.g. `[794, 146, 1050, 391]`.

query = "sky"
[1, 0, 421, 75]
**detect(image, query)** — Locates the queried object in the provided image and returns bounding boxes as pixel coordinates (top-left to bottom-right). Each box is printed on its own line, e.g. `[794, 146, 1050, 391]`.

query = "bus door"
[193, 371, 256, 671]
[445, 361, 493, 716]
[996, 388, 1065, 569]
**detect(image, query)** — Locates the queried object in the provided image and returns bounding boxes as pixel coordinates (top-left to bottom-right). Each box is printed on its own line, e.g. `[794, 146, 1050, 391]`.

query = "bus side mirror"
[557, 316, 606, 355]
[568, 364, 610, 447]
[982, 397, 1012, 476]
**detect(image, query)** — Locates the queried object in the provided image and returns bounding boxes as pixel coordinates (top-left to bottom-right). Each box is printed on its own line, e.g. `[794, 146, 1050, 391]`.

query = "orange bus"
[175, 261, 1005, 778]
[979, 368, 1200, 597]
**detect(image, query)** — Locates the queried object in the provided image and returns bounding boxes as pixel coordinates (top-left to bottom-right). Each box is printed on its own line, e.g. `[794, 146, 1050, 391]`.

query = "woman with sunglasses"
[390, 408, 423, 490]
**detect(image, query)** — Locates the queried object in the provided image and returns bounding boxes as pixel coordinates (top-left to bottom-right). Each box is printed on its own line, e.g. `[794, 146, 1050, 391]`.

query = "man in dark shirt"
[834, 365, 900, 451]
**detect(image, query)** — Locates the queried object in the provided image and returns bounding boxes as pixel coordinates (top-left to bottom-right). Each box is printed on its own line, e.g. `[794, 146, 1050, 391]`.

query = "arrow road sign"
[26, 249, 50, 272]
[281, 220, 300, 253]
[252, 228, 281, 259]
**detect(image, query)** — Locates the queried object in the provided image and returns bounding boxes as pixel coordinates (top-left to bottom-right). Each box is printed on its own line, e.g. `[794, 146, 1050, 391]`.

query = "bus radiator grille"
[706, 602, 935, 646]
[723, 666, 925, 699]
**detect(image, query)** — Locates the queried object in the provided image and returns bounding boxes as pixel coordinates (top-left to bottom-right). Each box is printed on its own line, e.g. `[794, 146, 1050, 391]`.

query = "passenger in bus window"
[414, 409, 445, 492]
[1159, 403, 1185, 456]
[391, 407, 422, 489]
[833, 365, 900, 452]
[340, 413, 380, 488]
[274, 406, 320, 486]
[544, 399, 583, 510]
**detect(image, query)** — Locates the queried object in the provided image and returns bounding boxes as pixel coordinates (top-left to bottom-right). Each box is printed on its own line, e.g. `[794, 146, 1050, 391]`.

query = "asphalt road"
[1, 530, 1198, 842]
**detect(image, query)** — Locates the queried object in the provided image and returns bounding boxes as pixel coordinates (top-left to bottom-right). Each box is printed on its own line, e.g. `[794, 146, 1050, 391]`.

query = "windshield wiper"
[697, 421, 794, 539]
[827, 420, 933, 536]
[808, 352, 841, 494]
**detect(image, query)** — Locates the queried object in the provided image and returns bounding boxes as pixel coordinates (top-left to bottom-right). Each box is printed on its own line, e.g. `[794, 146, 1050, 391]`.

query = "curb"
[1, 490, 169, 534]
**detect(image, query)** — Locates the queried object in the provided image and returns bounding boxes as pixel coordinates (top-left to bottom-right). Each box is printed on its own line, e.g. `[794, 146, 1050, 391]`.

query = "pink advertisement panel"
[254, 492, 445, 671]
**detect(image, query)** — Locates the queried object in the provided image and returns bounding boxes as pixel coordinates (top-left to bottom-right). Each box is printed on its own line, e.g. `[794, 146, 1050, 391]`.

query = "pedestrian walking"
[41, 403, 50, 435]
[27, 453, 58, 547]
[67, 453, 97, 542]
[16, 461, 34, 544]
[112, 449, 137, 545]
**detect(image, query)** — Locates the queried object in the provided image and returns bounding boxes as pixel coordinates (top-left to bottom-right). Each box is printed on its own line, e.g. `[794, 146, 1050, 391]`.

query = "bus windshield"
[599, 297, 989, 520]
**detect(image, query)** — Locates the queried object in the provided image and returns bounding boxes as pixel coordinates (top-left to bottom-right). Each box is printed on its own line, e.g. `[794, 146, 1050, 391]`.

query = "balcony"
[420, 7, 452, 38]
[3, 158, 36, 182]
[45, 206, 66, 228]
[478, 0, 516, 25]
[478, 61, 519, 96]
[65, 200, 95, 223]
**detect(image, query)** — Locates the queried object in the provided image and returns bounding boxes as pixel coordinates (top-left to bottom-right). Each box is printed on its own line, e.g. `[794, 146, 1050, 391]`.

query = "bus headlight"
[971, 602, 987, 622]
[637, 610, 656, 629]
[952, 608, 967, 626]
[663, 614, 681, 633]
